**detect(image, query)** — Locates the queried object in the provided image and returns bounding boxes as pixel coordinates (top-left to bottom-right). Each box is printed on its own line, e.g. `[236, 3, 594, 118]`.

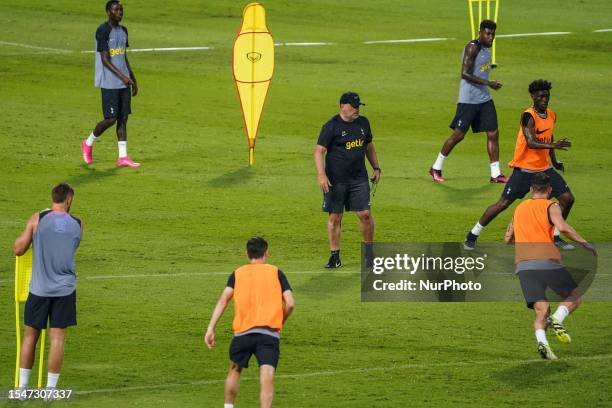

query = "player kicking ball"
[504, 172, 597, 360]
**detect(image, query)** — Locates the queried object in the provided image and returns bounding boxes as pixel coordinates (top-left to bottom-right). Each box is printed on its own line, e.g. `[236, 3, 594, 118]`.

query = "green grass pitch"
[1, 0, 611, 406]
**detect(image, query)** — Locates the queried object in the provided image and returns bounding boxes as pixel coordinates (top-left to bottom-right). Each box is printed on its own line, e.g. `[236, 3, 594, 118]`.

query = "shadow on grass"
[66, 165, 121, 187]
[494, 360, 573, 387]
[433, 182, 497, 206]
[208, 166, 254, 187]
[296, 272, 355, 299]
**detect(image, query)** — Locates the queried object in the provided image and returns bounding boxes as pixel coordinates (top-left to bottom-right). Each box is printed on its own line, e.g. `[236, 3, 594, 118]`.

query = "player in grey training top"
[14, 183, 83, 397]
[81, 0, 140, 168]
[30, 210, 82, 297]
[429, 19, 507, 184]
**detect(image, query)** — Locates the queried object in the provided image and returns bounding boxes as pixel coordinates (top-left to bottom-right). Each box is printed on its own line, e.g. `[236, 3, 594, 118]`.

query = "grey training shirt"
[458, 40, 492, 104]
[94, 22, 130, 89]
[30, 210, 82, 297]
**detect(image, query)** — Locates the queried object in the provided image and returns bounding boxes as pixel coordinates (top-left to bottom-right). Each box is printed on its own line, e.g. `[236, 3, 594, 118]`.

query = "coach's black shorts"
[229, 334, 280, 369]
[502, 168, 570, 200]
[101, 87, 131, 119]
[24, 291, 77, 329]
[322, 181, 370, 213]
[449, 100, 498, 133]
[518, 268, 578, 309]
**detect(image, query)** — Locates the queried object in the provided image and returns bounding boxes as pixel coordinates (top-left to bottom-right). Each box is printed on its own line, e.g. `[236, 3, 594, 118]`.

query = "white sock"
[490, 161, 501, 178]
[471, 223, 485, 236]
[535, 328, 548, 345]
[118, 141, 128, 158]
[46, 372, 60, 388]
[554, 227, 560, 237]
[86, 132, 97, 146]
[552, 305, 570, 323]
[224, 404, 234, 408]
[18, 368, 31, 388]
[432, 152, 446, 170]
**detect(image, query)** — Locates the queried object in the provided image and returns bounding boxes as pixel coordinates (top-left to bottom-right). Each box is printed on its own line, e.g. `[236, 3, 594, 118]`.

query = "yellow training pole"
[15, 277, 21, 388]
[468, 0, 476, 39]
[478, 0, 482, 29]
[38, 330, 46, 388]
[492, 0, 499, 66]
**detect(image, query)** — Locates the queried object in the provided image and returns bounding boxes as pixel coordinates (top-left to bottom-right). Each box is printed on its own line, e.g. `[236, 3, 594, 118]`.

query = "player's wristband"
[373, 167, 381, 171]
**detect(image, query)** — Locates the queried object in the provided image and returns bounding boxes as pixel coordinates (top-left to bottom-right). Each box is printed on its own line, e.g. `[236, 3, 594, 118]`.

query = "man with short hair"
[14, 183, 82, 397]
[205, 237, 295, 408]
[504, 172, 596, 360]
[81, 0, 140, 167]
[464, 79, 575, 250]
[314, 92, 381, 268]
[430, 19, 507, 183]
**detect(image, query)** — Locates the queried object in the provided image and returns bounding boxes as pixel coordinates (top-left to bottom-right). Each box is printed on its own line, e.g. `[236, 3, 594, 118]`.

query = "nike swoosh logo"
[536, 128, 550, 134]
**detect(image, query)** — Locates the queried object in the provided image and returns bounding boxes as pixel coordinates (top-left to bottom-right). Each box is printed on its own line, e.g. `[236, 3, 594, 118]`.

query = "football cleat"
[537, 342, 558, 360]
[325, 255, 341, 269]
[463, 232, 478, 250]
[490, 174, 509, 183]
[81, 140, 93, 165]
[554, 236, 575, 250]
[116, 157, 141, 168]
[547, 316, 572, 344]
[429, 168, 445, 182]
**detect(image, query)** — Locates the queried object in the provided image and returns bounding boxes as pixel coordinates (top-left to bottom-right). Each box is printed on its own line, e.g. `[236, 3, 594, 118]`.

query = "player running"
[81, 0, 140, 167]
[504, 172, 597, 360]
[429, 19, 507, 183]
[464, 79, 575, 250]
[205, 237, 295, 408]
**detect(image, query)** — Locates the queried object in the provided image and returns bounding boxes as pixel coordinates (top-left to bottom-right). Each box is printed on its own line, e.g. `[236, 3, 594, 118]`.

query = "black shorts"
[24, 291, 77, 329]
[518, 268, 578, 309]
[322, 181, 370, 213]
[101, 88, 131, 119]
[229, 334, 280, 369]
[502, 168, 570, 200]
[449, 100, 498, 133]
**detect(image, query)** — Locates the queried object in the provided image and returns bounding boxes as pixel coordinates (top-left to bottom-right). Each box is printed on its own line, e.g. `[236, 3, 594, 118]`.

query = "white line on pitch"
[364, 37, 451, 44]
[73, 353, 612, 395]
[275, 42, 333, 46]
[0, 270, 357, 283]
[593, 28, 612, 33]
[79, 270, 356, 280]
[0, 40, 72, 53]
[80, 46, 213, 54]
[496, 31, 571, 38]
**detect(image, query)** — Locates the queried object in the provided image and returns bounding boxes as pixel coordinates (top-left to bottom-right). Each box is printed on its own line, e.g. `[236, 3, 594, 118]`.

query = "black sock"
[331, 250, 340, 256]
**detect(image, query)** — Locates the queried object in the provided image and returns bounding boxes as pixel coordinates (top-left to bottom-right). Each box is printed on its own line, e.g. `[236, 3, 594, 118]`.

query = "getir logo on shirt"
[345, 138, 365, 150]
[109, 47, 125, 57]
